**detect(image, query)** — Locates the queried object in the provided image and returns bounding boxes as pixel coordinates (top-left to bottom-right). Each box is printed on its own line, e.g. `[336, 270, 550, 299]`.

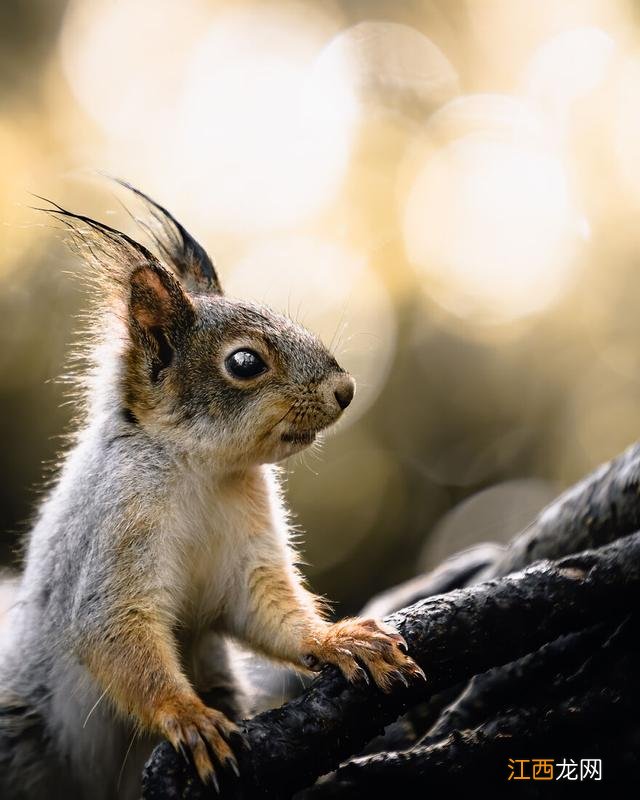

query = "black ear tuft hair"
[32, 194, 195, 335]
[110, 177, 222, 296]
[31, 194, 160, 269]
[31, 195, 173, 301]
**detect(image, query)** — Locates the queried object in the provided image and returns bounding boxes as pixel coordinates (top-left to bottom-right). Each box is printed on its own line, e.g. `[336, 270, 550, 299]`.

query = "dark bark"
[417, 442, 640, 749]
[475, 442, 640, 582]
[358, 683, 466, 755]
[142, 532, 640, 799]
[358, 444, 640, 754]
[307, 622, 640, 796]
[306, 682, 639, 796]
[421, 624, 608, 746]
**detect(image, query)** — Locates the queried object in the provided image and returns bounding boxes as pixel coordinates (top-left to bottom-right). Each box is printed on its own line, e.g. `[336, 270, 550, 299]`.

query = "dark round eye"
[225, 349, 268, 379]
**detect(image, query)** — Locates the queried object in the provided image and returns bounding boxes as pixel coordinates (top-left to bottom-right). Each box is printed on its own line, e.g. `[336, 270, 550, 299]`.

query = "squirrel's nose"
[333, 375, 355, 411]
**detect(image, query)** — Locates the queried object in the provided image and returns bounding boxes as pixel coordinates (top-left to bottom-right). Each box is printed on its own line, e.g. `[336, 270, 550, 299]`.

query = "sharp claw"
[227, 755, 240, 778]
[210, 770, 220, 794]
[395, 670, 409, 687]
[355, 665, 370, 685]
[386, 669, 405, 687]
[235, 731, 252, 751]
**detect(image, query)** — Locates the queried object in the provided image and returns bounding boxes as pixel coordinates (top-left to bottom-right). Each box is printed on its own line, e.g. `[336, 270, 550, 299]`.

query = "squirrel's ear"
[111, 178, 222, 296]
[30, 196, 196, 374]
[128, 263, 195, 376]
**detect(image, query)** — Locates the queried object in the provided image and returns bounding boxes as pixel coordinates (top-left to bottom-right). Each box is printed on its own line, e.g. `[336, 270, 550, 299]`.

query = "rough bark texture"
[420, 624, 608, 746]
[307, 684, 638, 796]
[143, 531, 640, 798]
[308, 616, 639, 795]
[475, 442, 640, 581]
[407, 440, 640, 775]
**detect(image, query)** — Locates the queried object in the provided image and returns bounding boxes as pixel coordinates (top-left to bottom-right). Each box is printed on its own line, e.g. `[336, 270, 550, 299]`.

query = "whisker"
[117, 730, 138, 790]
[298, 448, 319, 477]
[329, 299, 351, 356]
[83, 682, 113, 728]
[259, 400, 298, 441]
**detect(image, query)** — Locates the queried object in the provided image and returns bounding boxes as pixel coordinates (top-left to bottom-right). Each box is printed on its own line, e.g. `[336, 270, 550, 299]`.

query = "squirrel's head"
[47, 182, 355, 468]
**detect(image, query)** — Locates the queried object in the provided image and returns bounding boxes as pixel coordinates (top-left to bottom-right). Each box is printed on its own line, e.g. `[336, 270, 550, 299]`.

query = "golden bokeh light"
[523, 27, 617, 136]
[60, 1, 352, 233]
[59, 0, 211, 141]
[403, 131, 584, 325]
[310, 21, 459, 123]
[612, 53, 640, 213]
[171, 6, 352, 232]
[0, 119, 49, 278]
[425, 94, 552, 149]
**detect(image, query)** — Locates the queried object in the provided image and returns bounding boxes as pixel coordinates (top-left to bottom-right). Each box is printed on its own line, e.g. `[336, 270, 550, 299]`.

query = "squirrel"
[0, 181, 424, 800]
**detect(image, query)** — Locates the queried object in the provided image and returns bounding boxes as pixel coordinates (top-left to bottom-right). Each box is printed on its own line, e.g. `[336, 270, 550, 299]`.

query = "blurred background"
[2, 0, 640, 613]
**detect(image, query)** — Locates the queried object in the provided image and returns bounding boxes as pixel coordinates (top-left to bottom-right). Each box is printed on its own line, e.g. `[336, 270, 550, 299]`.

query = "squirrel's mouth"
[281, 429, 317, 446]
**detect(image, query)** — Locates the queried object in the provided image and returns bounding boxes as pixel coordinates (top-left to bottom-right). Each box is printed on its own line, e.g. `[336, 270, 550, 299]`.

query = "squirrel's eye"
[225, 349, 268, 379]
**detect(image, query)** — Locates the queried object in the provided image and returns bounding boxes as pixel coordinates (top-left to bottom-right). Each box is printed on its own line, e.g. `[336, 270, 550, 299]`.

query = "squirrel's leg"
[80, 607, 238, 786]
[230, 553, 425, 692]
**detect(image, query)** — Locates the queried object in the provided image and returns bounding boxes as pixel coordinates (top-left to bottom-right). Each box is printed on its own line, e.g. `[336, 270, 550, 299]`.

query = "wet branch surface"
[142, 444, 640, 798]
[477, 442, 640, 580]
[309, 615, 640, 796]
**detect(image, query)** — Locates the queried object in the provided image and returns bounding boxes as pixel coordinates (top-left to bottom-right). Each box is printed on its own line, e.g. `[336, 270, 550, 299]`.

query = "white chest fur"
[158, 462, 283, 629]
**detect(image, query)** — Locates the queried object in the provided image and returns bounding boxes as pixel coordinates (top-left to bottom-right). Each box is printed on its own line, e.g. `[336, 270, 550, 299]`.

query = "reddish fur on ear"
[129, 263, 195, 333]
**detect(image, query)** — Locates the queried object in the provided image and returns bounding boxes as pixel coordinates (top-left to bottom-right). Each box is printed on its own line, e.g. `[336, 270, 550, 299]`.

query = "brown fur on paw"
[155, 694, 240, 787]
[305, 618, 426, 692]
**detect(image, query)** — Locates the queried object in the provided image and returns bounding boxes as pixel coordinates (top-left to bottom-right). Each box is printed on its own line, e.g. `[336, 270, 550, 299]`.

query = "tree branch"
[476, 442, 640, 582]
[420, 623, 608, 746]
[142, 532, 640, 799]
[308, 616, 639, 795]
[307, 679, 637, 796]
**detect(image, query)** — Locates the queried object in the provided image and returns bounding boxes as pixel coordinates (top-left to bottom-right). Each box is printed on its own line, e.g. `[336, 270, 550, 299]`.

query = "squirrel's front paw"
[303, 618, 426, 692]
[155, 694, 240, 788]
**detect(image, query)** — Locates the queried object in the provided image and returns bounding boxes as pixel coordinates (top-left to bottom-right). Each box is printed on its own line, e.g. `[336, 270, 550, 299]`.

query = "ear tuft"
[32, 195, 197, 385]
[110, 178, 222, 295]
